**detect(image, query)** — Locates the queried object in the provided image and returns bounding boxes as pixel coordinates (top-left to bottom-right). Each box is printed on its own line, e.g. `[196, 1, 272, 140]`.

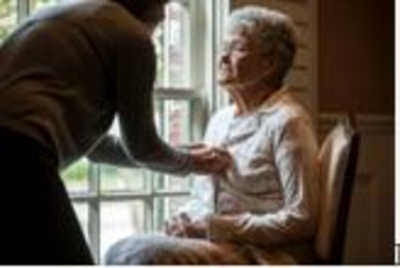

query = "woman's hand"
[165, 213, 190, 237]
[187, 143, 232, 176]
[165, 212, 208, 238]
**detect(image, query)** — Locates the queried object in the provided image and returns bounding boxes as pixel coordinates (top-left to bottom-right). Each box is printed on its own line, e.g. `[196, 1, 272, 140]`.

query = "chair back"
[314, 115, 360, 264]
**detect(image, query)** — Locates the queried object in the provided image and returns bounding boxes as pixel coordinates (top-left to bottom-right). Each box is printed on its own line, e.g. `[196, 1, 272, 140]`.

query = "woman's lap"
[104, 234, 251, 265]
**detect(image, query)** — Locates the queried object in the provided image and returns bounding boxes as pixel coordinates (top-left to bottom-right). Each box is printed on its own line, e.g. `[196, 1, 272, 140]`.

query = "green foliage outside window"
[0, 0, 15, 41]
[31, 0, 62, 11]
[61, 159, 88, 182]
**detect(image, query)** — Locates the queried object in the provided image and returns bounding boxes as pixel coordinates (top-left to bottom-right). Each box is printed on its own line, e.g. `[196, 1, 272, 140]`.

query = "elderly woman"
[105, 5, 319, 265]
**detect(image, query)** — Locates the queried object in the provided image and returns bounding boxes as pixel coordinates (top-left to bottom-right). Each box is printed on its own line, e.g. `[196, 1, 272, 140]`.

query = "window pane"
[154, 1, 190, 88]
[100, 165, 146, 192]
[0, 0, 17, 41]
[73, 203, 89, 242]
[154, 98, 194, 142]
[100, 201, 146, 260]
[157, 174, 192, 192]
[61, 158, 89, 192]
[154, 99, 192, 191]
[167, 100, 191, 145]
[30, 0, 66, 12]
[153, 196, 189, 231]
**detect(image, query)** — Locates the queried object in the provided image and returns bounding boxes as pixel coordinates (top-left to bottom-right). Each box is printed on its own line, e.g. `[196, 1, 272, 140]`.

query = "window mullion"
[154, 99, 166, 231]
[88, 163, 101, 263]
[155, 87, 200, 100]
[162, 11, 170, 86]
[17, 0, 30, 23]
[143, 171, 154, 233]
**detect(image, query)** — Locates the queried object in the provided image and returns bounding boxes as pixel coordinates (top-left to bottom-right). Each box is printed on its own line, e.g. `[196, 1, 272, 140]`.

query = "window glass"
[100, 201, 146, 260]
[163, 99, 191, 145]
[62, 158, 89, 193]
[100, 165, 146, 192]
[154, 1, 190, 88]
[153, 196, 189, 231]
[0, 0, 17, 41]
[73, 203, 89, 242]
[31, 0, 65, 11]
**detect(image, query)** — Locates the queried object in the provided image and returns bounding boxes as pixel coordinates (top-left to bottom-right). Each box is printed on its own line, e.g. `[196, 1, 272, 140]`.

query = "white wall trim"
[317, 113, 394, 135]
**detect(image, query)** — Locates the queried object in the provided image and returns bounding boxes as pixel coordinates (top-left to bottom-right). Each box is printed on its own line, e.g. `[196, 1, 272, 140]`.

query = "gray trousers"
[104, 234, 255, 265]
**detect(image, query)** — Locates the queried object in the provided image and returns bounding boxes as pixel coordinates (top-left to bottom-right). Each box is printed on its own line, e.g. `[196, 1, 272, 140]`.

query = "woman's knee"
[104, 234, 176, 265]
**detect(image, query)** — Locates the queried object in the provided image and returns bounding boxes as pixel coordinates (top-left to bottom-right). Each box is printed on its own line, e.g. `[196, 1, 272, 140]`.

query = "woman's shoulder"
[211, 105, 234, 122]
[258, 99, 315, 137]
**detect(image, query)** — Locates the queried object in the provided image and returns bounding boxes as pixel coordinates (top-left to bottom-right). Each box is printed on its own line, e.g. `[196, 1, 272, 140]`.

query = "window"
[0, 0, 225, 263]
[0, 0, 17, 39]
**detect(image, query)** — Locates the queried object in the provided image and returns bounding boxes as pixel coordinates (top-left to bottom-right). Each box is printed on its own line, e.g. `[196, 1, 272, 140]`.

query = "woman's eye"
[220, 44, 250, 55]
[234, 45, 252, 52]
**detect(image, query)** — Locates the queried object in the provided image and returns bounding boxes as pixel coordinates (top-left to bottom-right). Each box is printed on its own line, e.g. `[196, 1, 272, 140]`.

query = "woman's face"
[217, 27, 270, 89]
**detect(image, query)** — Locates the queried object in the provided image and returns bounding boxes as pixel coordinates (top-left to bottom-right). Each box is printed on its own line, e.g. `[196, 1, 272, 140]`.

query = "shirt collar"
[256, 86, 291, 114]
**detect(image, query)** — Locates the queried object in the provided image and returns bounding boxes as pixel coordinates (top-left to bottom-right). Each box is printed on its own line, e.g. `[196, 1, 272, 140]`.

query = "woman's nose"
[219, 51, 230, 64]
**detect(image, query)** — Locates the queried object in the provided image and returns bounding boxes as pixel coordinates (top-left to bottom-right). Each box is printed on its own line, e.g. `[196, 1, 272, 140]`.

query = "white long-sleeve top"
[0, 0, 191, 174]
[181, 88, 319, 261]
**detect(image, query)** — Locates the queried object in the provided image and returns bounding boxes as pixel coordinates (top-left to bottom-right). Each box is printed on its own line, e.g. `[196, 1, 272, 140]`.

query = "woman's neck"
[228, 84, 277, 116]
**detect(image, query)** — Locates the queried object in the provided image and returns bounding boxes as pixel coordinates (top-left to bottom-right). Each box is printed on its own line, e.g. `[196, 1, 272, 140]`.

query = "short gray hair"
[227, 6, 297, 87]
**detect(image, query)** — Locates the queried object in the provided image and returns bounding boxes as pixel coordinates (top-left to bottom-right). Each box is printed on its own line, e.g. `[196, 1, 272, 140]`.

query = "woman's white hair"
[227, 6, 297, 87]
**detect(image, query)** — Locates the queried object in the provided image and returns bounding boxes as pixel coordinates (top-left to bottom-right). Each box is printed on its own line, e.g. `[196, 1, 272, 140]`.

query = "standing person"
[0, 0, 230, 264]
[105, 5, 319, 265]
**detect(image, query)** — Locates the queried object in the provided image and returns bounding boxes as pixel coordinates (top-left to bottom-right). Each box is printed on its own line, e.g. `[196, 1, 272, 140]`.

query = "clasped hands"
[165, 212, 208, 238]
[167, 143, 231, 238]
[165, 212, 234, 239]
[187, 143, 232, 177]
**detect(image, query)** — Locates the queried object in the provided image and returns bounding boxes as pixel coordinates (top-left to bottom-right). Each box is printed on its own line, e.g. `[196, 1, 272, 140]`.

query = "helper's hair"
[113, 0, 169, 24]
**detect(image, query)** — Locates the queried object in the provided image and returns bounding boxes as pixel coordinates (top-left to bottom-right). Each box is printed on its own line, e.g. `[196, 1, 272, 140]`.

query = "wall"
[232, 0, 395, 264]
[318, 0, 394, 114]
[318, 0, 394, 264]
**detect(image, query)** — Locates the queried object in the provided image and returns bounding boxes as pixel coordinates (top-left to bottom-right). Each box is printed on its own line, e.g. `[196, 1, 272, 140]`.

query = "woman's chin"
[218, 80, 246, 89]
[218, 77, 236, 87]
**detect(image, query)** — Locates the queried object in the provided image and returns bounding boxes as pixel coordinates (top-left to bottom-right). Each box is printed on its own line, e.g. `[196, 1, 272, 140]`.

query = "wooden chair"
[313, 114, 360, 264]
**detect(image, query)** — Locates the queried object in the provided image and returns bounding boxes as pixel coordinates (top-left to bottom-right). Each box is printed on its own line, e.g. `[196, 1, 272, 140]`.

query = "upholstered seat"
[313, 114, 360, 264]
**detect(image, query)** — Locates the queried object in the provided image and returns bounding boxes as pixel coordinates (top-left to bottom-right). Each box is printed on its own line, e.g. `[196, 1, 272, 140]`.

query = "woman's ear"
[261, 57, 277, 80]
